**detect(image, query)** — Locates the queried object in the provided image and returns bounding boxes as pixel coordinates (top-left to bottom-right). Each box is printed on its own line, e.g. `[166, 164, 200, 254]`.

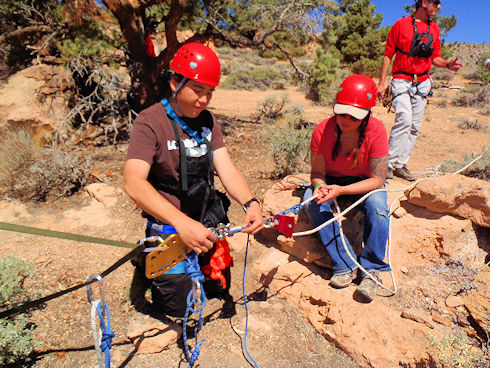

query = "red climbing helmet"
[334, 74, 377, 120]
[170, 42, 221, 87]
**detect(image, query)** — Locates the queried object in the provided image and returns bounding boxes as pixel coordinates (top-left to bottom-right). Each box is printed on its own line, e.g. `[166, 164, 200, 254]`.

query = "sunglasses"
[337, 114, 362, 122]
[431, 0, 441, 5]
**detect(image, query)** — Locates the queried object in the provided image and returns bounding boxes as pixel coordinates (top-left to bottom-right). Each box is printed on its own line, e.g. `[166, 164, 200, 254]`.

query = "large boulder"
[406, 174, 490, 228]
[0, 64, 73, 144]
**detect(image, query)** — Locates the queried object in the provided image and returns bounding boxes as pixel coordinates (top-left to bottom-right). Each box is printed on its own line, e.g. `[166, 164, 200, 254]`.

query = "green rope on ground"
[0, 222, 138, 249]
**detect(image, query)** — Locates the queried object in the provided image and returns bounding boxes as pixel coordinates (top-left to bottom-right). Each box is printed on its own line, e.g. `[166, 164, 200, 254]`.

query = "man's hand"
[174, 217, 217, 254]
[447, 57, 463, 72]
[377, 83, 386, 102]
[241, 202, 264, 234]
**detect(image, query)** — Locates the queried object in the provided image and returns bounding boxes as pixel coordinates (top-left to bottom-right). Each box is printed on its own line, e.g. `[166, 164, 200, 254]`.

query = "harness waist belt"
[147, 221, 176, 234]
[393, 71, 429, 81]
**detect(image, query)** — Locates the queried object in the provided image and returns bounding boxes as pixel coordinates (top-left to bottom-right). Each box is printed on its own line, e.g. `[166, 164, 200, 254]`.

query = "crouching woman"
[303, 74, 391, 302]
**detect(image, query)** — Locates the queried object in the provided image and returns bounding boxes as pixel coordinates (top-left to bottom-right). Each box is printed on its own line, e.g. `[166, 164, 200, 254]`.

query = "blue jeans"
[303, 178, 391, 275]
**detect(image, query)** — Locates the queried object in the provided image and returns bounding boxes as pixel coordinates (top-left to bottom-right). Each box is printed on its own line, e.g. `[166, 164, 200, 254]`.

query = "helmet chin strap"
[172, 77, 189, 117]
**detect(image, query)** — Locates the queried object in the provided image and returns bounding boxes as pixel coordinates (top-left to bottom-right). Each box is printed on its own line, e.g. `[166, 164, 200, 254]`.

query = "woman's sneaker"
[329, 270, 356, 289]
[356, 271, 381, 302]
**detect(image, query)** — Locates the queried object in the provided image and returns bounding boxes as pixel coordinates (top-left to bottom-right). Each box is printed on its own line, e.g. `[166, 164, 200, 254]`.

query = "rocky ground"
[0, 67, 489, 367]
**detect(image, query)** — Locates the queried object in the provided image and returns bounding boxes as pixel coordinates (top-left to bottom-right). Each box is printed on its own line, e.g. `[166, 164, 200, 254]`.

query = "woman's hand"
[241, 202, 264, 234]
[174, 217, 217, 254]
[315, 184, 343, 204]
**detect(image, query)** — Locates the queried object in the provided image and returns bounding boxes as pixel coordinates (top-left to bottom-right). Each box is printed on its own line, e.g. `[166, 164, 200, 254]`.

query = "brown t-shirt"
[127, 102, 226, 210]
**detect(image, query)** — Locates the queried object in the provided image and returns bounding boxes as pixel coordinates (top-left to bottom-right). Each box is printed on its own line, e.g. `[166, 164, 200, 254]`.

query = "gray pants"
[388, 78, 432, 170]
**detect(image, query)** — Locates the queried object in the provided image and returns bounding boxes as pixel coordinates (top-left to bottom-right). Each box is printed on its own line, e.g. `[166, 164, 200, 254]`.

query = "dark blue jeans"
[303, 177, 391, 275]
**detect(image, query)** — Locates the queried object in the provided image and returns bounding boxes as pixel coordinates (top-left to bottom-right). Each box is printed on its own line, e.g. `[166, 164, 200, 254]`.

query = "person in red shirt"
[378, 0, 462, 181]
[303, 74, 390, 302]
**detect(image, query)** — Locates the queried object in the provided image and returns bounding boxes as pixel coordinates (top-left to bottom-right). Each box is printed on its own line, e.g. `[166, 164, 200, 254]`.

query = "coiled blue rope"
[96, 303, 115, 368]
[183, 251, 207, 367]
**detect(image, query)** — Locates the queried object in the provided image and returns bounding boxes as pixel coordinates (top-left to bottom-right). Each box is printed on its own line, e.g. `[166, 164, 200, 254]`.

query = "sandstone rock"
[85, 183, 123, 207]
[406, 174, 490, 228]
[256, 258, 439, 368]
[431, 311, 452, 326]
[0, 64, 73, 145]
[127, 315, 182, 354]
[446, 295, 464, 308]
[401, 308, 434, 329]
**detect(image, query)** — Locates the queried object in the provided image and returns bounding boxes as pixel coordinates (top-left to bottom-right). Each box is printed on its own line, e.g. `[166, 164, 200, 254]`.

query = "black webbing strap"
[393, 70, 429, 79]
[170, 119, 189, 192]
[395, 15, 431, 57]
[0, 221, 144, 319]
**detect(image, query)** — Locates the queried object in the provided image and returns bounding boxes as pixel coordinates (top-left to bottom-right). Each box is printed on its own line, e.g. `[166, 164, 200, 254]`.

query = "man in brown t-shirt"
[124, 43, 263, 317]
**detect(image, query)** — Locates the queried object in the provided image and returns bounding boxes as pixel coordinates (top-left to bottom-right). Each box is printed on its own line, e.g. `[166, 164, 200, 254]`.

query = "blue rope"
[96, 302, 115, 368]
[278, 203, 302, 216]
[161, 98, 206, 146]
[183, 251, 206, 367]
[242, 234, 260, 368]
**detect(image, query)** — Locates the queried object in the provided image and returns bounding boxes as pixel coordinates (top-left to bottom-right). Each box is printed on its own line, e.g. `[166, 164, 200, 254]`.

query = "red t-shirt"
[385, 16, 441, 81]
[311, 116, 389, 178]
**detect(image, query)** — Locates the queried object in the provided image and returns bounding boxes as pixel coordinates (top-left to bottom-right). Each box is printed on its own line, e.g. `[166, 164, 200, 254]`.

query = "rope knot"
[100, 330, 115, 352]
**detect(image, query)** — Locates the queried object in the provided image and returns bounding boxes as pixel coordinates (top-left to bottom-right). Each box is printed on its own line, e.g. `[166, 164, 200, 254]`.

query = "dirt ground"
[0, 73, 488, 367]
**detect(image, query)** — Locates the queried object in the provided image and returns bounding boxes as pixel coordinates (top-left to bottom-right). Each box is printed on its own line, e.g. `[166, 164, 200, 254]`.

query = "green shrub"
[253, 93, 290, 123]
[0, 129, 91, 202]
[431, 67, 454, 82]
[438, 147, 489, 180]
[57, 19, 121, 63]
[309, 47, 341, 104]
[264, 122, 313, 178]
[480, 104, 490, 116]
[476, 51, 490, 84]
[457, 119, 486, 131]
[452, 84, 490, 108]
[351, 56, 382, 77]
[433, 99, 448, 108]
[221, 64, 288, 90]
[0, 255, 37, 366]
[429, 330, 487, 368]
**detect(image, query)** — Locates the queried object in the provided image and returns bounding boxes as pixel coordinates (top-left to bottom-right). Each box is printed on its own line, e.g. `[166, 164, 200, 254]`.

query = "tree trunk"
[101, 0, 191, 112]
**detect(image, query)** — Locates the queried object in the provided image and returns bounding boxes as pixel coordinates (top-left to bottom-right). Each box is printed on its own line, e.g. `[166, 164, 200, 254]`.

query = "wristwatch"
[242, 197, 260, 212]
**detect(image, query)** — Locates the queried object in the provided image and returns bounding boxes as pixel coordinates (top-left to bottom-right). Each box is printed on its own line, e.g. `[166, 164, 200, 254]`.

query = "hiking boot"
[393, 165, 416, 181]
[329, 270, 356, 289]
[386, 167, 393, 179]
[356, 271, 381, 302]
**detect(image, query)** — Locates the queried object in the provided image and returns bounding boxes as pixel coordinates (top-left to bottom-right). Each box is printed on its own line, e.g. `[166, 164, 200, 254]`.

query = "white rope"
[293, 154, 482, 237]
[334, 199, 397, 295]
[290, 154, 483, 296]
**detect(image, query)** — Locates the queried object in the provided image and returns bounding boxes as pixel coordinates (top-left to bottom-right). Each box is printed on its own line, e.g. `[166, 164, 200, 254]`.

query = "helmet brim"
[334, 103, 370, 120]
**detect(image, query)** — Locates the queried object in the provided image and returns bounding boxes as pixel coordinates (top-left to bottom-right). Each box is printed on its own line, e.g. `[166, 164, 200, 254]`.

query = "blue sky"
[370, 0, 490, 43]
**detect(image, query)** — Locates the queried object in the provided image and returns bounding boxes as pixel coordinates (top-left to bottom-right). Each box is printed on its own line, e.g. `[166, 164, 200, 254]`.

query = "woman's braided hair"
[331, 112, 371, 170]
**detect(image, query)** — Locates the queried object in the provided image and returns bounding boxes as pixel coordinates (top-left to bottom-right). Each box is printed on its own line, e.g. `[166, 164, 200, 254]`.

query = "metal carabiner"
[86, 274, 105, 318]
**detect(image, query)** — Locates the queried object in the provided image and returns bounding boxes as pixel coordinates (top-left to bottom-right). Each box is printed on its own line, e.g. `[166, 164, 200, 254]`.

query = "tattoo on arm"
[370, 156, 388, 179]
